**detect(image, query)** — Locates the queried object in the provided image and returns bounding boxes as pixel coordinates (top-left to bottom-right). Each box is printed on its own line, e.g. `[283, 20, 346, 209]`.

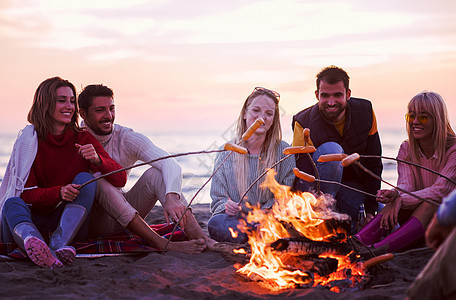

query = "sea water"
[0, 127, 406, 205]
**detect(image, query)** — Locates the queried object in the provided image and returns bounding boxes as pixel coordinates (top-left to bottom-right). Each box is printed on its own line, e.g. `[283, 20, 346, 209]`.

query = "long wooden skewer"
[362, 154, 456, 186]
[316, 178, 375, 198]
[306, 151, 321, 194]
[304, 128, 321, 194]
[297, 160, 437, 207]
[340, 154, 441, 206]
[237, 145, 317, 205]
[293, 167, 376, 198]
[319, 153, 455, 206]
[77, 149, 226, 190]
[299, 128, 320, 193]
[354, 160, 440, 206]
[162, 118, 264, 252]
[237, 155, 293, 205]
[319, 153, 456, 188]
[161, 146, 233, 253]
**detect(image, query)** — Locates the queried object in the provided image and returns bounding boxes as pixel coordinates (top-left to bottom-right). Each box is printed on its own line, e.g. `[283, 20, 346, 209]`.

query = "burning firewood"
[232, 167, 369, 291]
[278, 218, 350, 243]
[235, 270, 314, 290]
[270, 236, 352, 257]
[280, 255, 339, 277]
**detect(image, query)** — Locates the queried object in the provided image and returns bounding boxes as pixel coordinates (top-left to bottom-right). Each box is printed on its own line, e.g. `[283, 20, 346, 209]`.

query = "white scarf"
[0, 125, 38, 229]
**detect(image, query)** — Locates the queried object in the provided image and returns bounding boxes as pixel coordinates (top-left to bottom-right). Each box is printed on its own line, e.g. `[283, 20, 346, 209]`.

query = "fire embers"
[270, 236, 357, 282]
[234, 170, 368, 292]
[268, 232, 366, 291]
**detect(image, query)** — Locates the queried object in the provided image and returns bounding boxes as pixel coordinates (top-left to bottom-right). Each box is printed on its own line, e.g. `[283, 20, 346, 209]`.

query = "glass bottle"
[357, 203, 366, 231]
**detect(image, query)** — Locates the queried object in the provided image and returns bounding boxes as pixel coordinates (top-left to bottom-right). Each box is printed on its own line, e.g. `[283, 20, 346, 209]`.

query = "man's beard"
[93, 120, 113, 136]
[320, 104, 346, 123]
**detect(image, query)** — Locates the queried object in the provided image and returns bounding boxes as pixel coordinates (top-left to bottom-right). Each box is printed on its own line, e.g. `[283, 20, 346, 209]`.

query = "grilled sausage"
[317, 153, 347, 162]
[283, 146, 316, 155]
[224, 142, 248, 154]
[242, 118, 265, 140]
[341, 153, 360, 167]
[293, 168, 315, 182]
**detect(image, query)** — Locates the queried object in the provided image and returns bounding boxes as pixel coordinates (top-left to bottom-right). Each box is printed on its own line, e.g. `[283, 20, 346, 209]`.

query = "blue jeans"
[1, 172, 96, 243]
[299, 142, 368, 233]
[313, 142, 344, 197]
[296, 142, 344, 197]
[335, 181, 366, 234]
[208, 213, 248, 243]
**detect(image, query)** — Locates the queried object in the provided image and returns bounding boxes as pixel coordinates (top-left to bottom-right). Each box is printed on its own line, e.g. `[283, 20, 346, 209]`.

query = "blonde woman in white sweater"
[208, 87, 295, 243]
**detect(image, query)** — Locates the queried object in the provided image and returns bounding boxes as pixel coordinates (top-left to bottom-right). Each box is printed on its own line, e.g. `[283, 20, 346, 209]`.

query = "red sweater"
[21, 128, 127, 214]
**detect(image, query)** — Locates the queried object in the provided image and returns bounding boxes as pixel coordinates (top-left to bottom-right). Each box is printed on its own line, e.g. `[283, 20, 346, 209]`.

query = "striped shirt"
[397, 141, 456, 208]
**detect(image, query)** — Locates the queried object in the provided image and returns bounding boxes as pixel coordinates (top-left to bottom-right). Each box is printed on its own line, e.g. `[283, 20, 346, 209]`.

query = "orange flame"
[236, 169, 366, 291]
[233, 248, 247, 254]
[229, 227, 239, 238]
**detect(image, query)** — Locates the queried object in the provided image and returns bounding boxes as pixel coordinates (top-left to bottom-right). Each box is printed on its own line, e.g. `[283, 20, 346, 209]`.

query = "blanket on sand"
[0, 223, 186, 259]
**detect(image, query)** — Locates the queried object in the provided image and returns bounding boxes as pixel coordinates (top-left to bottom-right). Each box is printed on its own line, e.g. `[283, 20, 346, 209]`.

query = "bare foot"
[167, 238, 206, 254]
[204, 237, 218, 251]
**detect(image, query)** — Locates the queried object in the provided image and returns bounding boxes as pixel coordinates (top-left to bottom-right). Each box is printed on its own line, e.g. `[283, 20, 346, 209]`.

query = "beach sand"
[0, 203, 433, 299]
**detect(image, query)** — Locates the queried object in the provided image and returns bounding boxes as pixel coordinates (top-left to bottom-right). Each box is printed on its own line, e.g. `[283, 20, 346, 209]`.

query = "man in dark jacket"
[292, 66, 382, 233]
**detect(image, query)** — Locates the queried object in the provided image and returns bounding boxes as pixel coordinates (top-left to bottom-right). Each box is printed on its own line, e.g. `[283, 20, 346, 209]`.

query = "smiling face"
[51, 86, 75, 134]
[408, 110, 434, 141]
[316, 80, 351, 123]
[243, 94, 276, 136]
[80, 96, 115, 135]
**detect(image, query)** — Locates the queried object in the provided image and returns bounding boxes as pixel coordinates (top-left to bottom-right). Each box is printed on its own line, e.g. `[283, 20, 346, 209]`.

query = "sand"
[0, 203, 433, 299]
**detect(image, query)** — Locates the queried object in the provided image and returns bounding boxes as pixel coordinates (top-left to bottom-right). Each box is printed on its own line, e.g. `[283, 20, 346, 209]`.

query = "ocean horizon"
[0, 127, 406, 205]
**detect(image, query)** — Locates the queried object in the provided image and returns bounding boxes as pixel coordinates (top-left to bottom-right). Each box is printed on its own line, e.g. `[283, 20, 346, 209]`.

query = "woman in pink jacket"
[354, 91, 456, 254]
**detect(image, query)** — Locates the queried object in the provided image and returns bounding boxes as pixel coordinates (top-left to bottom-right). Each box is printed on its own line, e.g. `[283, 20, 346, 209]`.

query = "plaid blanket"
[0, 223, 187, 259]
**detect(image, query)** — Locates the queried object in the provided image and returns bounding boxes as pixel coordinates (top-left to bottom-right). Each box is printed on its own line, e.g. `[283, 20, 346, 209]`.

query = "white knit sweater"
[83, 123, 183, 203]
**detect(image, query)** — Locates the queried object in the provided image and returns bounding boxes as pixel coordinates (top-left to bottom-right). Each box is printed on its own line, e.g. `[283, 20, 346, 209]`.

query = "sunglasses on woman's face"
[405, 113, 430, 125]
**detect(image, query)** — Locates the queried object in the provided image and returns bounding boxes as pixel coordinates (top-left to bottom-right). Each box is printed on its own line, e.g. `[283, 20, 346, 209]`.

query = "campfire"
[233, 170, 367, 292]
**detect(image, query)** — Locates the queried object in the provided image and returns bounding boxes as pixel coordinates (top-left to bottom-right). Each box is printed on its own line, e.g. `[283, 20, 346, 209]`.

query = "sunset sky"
[1, 0, 455, 137]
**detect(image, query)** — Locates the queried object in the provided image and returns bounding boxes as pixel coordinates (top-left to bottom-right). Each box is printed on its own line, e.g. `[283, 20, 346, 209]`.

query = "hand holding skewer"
[225, 198, 241, 216]
[332, 153, 440, 206]
[162, 118, 264, 252]
[376, 189, 399, 204]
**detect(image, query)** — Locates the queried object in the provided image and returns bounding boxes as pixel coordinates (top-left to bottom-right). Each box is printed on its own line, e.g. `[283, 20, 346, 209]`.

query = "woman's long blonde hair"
[233, 88, 281, 205]
[406, 91, 456, 166]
